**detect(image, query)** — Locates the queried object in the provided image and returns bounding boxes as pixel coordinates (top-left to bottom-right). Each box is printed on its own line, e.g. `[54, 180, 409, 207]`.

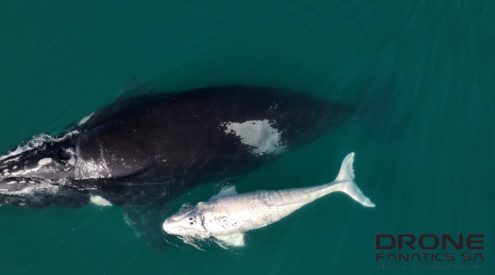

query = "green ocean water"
[0, 1, 494, 274]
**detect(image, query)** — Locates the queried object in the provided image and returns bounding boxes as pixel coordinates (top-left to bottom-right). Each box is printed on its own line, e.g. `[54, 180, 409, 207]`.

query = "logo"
[375, 234, 485, 271]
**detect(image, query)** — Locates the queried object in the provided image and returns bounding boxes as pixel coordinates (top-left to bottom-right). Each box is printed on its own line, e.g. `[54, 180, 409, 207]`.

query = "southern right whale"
[162, 152, 374, 249]
[0, 85, 350, 246]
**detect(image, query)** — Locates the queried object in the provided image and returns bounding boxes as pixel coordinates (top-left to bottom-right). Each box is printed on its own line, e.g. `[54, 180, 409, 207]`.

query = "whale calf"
[0, 85, 351, 245]
[162, 152, 375, 249]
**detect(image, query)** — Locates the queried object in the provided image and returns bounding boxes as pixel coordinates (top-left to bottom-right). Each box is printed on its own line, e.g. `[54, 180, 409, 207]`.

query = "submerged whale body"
[0, 85, 349, 245]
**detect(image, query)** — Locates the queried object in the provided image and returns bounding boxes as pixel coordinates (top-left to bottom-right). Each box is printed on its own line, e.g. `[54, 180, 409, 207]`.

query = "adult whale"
[0, 85, 349, 244]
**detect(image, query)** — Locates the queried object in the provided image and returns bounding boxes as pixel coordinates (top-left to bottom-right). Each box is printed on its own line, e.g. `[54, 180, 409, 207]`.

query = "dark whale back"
[1, 85, 349, 207]
[77, 87, 279, 181]
[76, 86, 347, 183]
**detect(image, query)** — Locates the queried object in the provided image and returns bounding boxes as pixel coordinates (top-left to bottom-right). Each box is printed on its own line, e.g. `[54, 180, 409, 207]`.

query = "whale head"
[0, 133, 81, 207]
[162, 205, 207, 238]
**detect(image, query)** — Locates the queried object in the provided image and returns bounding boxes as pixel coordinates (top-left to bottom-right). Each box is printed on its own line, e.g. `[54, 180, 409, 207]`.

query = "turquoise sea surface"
[0, 1, 494, 274]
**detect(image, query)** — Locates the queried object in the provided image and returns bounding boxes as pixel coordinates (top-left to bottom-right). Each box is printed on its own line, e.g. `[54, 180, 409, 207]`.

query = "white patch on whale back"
[222, 119, 285, 155]
[78, 112, 94, 126]
[90, 195, 112, 206]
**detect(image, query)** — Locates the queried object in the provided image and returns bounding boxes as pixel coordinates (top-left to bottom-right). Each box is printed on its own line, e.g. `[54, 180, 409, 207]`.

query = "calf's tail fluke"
[334, 152, 375, 207]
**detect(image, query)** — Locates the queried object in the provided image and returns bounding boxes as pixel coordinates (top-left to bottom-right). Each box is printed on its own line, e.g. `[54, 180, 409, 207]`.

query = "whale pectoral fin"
[89, 194, 113, 206]
[209, 185, 238, 201]
[213, 232, 245, 248]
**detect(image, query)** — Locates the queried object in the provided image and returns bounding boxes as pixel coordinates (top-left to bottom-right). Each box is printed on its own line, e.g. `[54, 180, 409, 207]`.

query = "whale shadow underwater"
[0, 85, 351, 247]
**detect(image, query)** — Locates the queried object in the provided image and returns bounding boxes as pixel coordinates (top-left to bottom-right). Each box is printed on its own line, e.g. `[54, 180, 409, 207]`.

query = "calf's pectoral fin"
[213, 232, 245, 248]
[209, 185, 238, 201]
